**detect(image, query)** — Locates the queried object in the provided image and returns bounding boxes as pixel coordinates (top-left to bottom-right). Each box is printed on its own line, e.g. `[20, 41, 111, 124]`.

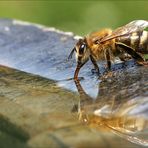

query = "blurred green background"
[0, 1, 147, 36]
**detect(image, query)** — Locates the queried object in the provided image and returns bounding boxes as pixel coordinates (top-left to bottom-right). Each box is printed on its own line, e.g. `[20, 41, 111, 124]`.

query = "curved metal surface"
[0, 19, 148, 147]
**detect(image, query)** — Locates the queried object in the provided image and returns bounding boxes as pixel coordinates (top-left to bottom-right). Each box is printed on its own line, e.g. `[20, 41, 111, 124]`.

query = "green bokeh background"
[0, 1, 147, 36]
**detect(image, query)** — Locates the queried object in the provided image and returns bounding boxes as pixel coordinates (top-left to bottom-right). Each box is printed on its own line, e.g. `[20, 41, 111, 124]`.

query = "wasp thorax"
[75, 38, 90, 66]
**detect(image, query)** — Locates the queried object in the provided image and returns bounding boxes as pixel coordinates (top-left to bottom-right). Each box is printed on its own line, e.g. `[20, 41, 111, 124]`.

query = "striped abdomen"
[116, 31, 148, 54]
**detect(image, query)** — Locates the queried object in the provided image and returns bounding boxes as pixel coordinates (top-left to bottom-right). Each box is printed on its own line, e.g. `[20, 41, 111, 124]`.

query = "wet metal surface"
[73, 66, 148, 146]
[0, 19, 148, 148]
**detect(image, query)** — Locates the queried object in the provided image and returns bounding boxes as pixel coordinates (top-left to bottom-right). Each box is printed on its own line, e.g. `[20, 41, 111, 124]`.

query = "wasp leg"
[105, 48, 112, 70]
[115, 42, 145, 62]
[90, 55, 100, 74]
[118, 53, 132, 62]
[136, 61, 148, 66]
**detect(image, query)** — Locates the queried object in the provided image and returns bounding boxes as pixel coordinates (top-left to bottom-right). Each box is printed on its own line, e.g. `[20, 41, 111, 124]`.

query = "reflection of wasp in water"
[73, 79, 148, 146]
[68, 20, 148, 80]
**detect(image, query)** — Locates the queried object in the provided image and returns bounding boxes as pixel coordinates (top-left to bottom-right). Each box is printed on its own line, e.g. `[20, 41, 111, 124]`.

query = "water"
[0, 19, 148, 147]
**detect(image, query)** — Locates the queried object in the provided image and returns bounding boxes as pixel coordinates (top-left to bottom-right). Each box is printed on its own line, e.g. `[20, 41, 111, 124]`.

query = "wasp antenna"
[68, 47, 76, 60]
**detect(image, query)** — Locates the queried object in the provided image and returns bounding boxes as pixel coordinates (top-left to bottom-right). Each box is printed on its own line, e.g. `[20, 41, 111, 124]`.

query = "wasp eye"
[79, 44, 86, 54]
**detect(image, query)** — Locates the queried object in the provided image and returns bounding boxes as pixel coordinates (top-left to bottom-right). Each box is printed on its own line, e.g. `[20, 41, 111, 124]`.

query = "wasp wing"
[99, 20, 148, 43]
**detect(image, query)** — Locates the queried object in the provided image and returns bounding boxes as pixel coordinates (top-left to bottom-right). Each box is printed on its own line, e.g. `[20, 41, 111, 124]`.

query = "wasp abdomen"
[138, 31, 148, 54]
[116, 31, 148, 54]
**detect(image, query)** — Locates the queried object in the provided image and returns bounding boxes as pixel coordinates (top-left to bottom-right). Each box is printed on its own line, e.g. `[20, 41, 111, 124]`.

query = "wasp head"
[69, 38, 90, 66]
[68, 38, 90, 80]
[75, 38, 90, 66]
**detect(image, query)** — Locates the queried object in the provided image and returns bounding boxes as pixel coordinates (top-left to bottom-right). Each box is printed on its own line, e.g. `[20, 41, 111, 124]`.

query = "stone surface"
[0, 19, 147, 148]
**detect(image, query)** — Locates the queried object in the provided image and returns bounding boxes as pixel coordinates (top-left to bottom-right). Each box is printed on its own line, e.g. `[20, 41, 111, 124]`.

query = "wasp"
[68, 20, 148, 80]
